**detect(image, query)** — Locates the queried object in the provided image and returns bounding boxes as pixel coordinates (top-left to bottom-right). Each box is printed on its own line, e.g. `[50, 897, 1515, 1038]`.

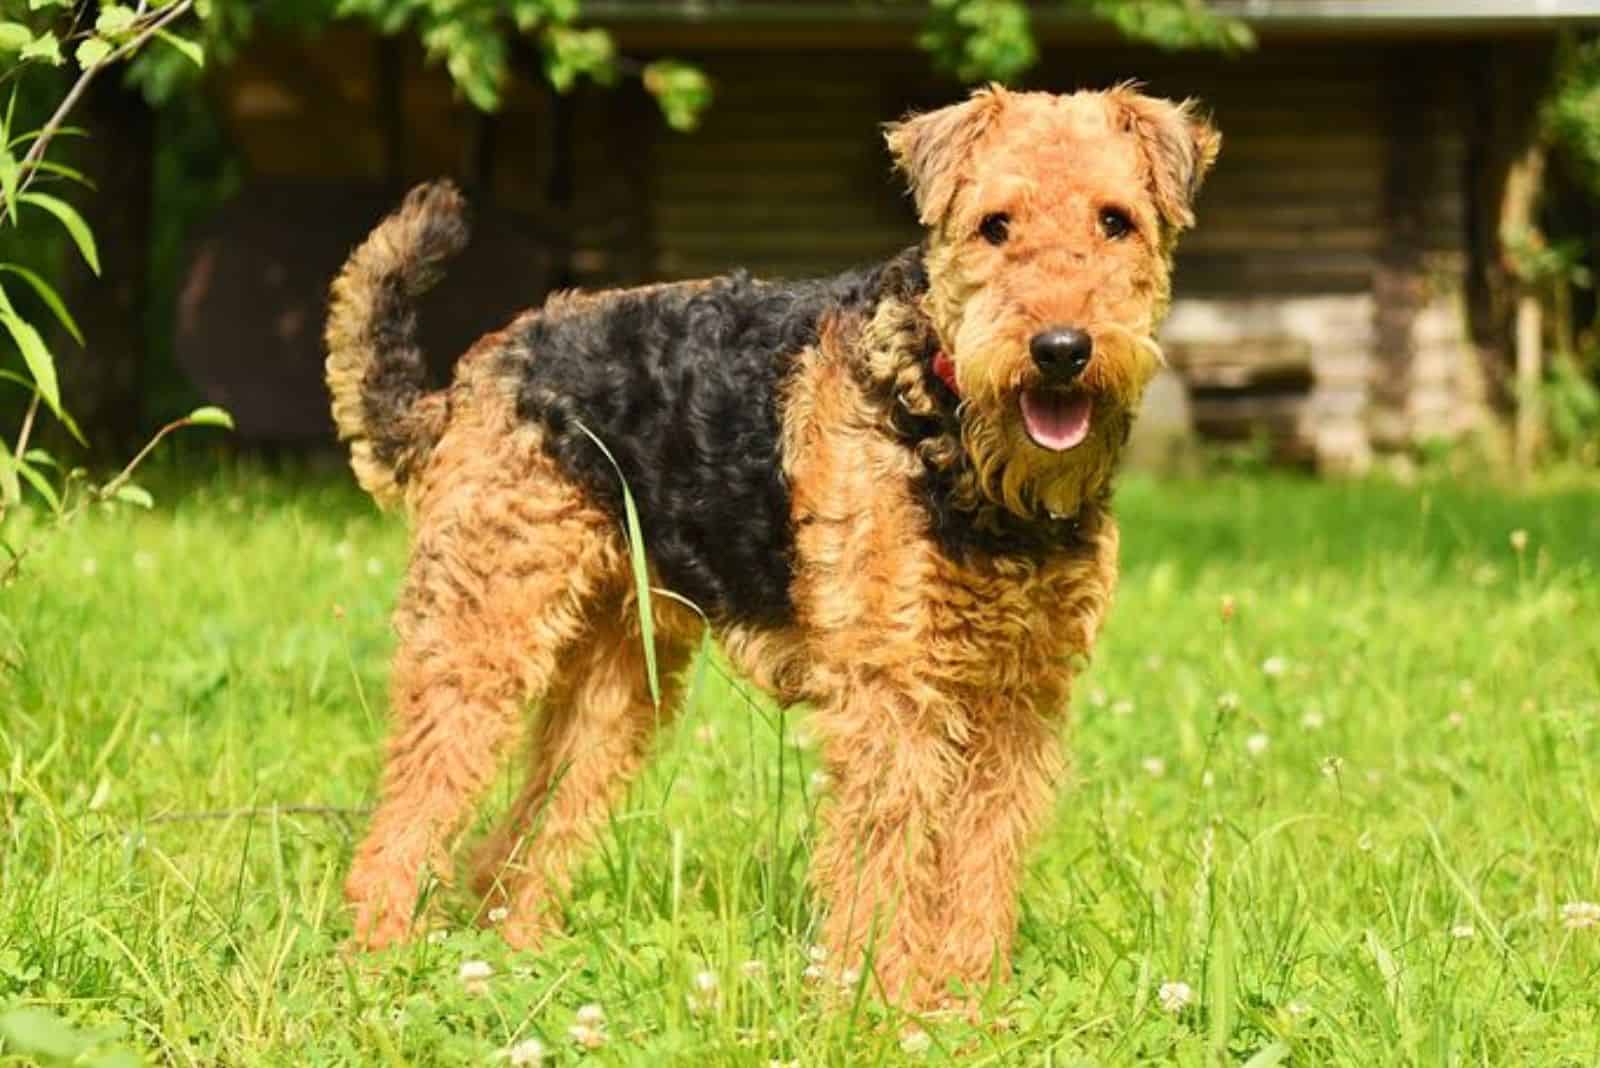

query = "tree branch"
[16, 0, 196, 199]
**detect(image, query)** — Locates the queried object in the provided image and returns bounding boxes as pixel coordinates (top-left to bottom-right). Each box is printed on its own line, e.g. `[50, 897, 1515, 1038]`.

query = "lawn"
[2, 465, 1598, 1066]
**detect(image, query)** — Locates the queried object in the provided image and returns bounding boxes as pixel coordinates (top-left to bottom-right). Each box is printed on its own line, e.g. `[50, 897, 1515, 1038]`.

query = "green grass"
[2, 465, 1599, 1066]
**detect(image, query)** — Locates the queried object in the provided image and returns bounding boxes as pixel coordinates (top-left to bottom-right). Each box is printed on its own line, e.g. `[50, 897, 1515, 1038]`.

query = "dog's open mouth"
[1019, 389, 1093, 452]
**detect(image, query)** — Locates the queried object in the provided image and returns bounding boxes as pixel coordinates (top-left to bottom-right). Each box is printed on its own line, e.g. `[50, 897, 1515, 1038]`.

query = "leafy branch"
[0, 0, 230, 583]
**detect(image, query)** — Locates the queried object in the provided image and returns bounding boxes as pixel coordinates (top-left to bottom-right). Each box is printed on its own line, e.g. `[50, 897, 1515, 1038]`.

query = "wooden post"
[1502, 143, 1545, 476]
[1514, 293, 1542, 475]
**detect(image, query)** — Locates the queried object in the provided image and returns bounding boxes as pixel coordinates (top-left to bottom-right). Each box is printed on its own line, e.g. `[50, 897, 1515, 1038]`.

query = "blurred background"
[3, 0, 1599, 476]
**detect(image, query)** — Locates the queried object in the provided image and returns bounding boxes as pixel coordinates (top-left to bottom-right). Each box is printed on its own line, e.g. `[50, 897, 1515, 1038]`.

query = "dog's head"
[886, 84, 1218, 520]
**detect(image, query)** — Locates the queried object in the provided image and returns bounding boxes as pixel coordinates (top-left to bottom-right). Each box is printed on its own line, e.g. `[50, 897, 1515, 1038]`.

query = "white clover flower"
[1286, 1000, 1310, 1019]
[838, 967, 861, 988]
[807, 944, 827, 963]
[686, 969, 719, 1015]
[1261, 656, 1287, 677]
[568, 1024, 606, 1050]
[1300, 708, 1325, 730]
[1141, 756, 1167, 778]
[459, 959, 493, 994]
[1320, 755, 1344, 778]
[1217, 692, 1240, 712]
[802, 963, 827, 983]
[1245, 732, 1270, 757]
[1111, 699, 1134, 718]
[427, 929, 450, 945]
[740, 959, 766, 979]
[575, 1003, 605, 1027]
[900, 1028, 932, 1054]
[1509, 529, 1529, 553]
[1446, 711, 1466, 730]
[487, 906, 509, 924]
[1561, 901, 1600, 929]
[808, 770, 830, 790]
[1157, 980, 1194, 1014]
[507, 1037, 545, 1065]
[1450, 924, 1475, 940]
[694, 723, 717, 745]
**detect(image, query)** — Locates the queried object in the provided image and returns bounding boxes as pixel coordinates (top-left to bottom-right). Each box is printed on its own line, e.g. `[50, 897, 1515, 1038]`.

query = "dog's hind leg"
[469, 606, 691, 948]
[345, 430, 627, 951]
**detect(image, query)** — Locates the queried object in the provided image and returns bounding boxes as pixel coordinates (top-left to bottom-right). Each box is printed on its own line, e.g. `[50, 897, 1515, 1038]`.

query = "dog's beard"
[951, 328, 1154, 522]
[959, 402, 1126, 520]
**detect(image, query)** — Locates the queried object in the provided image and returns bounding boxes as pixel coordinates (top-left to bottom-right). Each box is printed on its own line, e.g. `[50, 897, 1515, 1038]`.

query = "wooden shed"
[188, 1, 1594, 466]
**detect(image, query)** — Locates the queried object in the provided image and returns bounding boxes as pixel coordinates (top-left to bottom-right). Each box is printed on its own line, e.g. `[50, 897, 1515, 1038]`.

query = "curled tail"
[325, 180, 469, 507]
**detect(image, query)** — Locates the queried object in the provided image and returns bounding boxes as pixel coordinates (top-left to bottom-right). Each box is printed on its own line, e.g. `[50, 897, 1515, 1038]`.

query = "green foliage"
[0, 1006, 143, 1067]
[921, 0, 1038, 84]
[182, 0, 714, 130]
[1545, 33, 1600, 197]
[1543, 354, 1600, 463]
[921, 0, 1252, 84]
[0, 0, 231, 577]
[1085, 0, 1255, 53]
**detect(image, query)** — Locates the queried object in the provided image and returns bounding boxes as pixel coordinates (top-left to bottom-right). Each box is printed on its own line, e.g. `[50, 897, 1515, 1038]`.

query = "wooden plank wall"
[211, 32, 1494, 461]
[635, 46, 1484, 466]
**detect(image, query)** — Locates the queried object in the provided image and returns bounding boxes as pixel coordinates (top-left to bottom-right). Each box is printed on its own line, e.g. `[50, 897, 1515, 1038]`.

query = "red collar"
[931, 349, 959, 396]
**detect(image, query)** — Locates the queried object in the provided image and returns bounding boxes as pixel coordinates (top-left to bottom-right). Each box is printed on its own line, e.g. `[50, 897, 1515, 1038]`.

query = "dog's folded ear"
[1112, 86, 1221, 234]
[885, 85, 1008, 227]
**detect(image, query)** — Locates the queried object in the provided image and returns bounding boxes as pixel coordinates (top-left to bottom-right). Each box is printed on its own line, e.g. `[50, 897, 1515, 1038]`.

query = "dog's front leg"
[932, 696, 1065, 997]
[809, 677, 960, 1006]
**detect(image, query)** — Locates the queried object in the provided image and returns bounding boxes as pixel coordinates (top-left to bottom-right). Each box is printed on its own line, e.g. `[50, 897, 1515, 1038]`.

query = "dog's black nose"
[1029, 328, 1093, 380]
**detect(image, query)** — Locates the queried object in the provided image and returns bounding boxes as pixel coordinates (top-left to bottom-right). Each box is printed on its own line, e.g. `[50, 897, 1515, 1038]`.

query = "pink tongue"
[1020, 390, 1093, 451]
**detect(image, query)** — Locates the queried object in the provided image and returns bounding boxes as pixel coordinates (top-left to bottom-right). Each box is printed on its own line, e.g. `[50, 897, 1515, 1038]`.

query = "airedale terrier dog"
[327, 84, 1217, 1005]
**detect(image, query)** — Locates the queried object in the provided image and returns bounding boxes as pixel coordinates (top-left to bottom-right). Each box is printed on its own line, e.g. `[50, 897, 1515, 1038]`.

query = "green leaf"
[1242, 1043, 1292, 1068]
[29, 0, 73, 9]
[19, 30, 61, 65]
[0, 309, 61, 415]
[0, 1007, 91, 1061]
[0, 148, 17, 225]
[113, 483, 153, 508]
[643, 60, 713, 133]
[0, 436, 20, 508]
[572, 420, 661, 708]
[18, 158, 94, 188]
[156, 28, 203, 68]
[0, 23, 33, 54]
[16, 455, 61, 511]
[7, 125, 89, 149]
[185, 405, 234, 429]
[76, 36, 114, 69]
[18, 192, 99, 274]
[85, 1050, 144, 1068]
[0, 264, 85, 344]
[95, 5, 138, 36]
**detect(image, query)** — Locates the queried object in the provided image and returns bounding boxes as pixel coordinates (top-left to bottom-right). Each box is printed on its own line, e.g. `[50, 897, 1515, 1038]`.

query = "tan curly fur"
[334, 84, 1216, 1010]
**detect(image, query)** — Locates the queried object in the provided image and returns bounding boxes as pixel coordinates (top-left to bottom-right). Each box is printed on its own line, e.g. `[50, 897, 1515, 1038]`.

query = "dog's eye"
[1099, 208, 1135, 241]
[978, 213, 1010, 246]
